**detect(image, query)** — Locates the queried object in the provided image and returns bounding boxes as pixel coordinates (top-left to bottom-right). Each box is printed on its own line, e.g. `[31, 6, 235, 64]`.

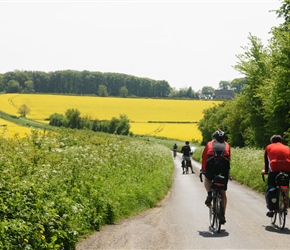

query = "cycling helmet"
[270, 134, 282, 143]
[185, 141, 189, 145]
[212, 130, 225, 139]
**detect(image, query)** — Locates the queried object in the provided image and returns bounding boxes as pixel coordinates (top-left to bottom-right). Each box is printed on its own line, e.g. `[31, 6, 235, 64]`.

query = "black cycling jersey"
[181, 145, 191, 156]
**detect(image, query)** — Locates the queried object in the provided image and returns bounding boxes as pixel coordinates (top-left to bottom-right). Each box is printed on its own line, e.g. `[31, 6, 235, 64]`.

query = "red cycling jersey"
[202, 139, 231, 172]
[264, 142, 290, 172]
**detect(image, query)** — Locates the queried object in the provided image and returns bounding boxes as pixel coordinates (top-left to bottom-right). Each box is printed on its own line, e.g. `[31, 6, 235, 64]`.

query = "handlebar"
[261, 172, 268, 182]
[199, 170, 203, 182]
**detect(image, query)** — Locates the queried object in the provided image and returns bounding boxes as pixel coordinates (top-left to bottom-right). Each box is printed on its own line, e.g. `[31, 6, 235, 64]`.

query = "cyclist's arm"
[264, 147, 269, 173]
[201, 143, 208, 172]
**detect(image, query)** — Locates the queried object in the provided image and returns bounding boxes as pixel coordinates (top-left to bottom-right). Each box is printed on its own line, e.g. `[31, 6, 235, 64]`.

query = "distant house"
[214, 89, 234, 100]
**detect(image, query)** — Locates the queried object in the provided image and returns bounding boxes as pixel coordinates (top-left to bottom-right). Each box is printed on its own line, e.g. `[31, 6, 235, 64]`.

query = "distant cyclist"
[261, 134, 290, 217]
[181, 141, 194, 174]
[201, 130, 230, 224]
[173, 143, 178, 159]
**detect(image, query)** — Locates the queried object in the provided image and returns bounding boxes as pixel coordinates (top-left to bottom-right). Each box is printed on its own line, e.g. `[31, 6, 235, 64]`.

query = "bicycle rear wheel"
[277, 191, 287, 229]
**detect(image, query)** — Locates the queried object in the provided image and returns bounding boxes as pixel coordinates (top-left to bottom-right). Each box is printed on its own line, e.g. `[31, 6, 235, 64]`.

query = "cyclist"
[201, 130, 231, 224]
[181, 141, 194, 174]
[261, 134, 290, 217]
[173, 143, 178, 158]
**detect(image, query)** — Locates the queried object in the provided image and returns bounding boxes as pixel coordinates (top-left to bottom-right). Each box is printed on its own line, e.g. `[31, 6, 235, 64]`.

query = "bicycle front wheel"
[209, 204, 214, 227]
[271, 211, 277, 225]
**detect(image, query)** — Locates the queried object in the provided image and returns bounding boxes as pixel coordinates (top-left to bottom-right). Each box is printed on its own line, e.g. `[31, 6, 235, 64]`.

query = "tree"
[266, 2, 290, 142]
[201, 86, 215, 99]
[49, 113, 68, 127]
[65, 109, 82, 129]
[218, 81, 231, 90]
[7, 80, 22, 93]
[98, 84, 108, 97]
[18, 104, 30, 117]
[198, 102, 228, 145]
[23, 80, 35, 93]
[234, 34, 272, 147]
[119, 86, 129, 98]
[230, 78, 246, 94]
[116, 114, 130, 135]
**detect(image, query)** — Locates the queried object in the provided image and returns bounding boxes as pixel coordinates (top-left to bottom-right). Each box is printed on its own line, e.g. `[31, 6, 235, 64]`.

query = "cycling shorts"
[204, 163, 230, 190]
[182, 156, 191, 162]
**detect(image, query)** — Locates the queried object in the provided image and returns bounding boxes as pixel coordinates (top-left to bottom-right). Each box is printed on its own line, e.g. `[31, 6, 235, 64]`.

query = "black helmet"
[185, 141, 189, 145]
[212, 130, 225, 139]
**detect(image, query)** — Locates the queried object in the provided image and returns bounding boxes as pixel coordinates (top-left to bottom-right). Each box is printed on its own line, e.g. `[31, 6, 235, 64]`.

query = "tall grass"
[192, 146, 267, 193]
[0, 129, 174, 249]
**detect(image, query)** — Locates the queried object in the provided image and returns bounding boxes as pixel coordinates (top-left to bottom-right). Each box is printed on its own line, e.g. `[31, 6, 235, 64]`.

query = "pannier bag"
[211, 175, 226, 190]
[275, 172, 289, 186]
[265, 186, 279, 210]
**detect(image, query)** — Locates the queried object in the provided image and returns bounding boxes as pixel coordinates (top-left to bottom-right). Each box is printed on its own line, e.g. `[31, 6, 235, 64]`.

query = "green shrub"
[0, 129, 174, 249]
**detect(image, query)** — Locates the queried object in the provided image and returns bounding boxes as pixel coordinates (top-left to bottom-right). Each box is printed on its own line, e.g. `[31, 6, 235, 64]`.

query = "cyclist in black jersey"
[181, 141, 194, 174]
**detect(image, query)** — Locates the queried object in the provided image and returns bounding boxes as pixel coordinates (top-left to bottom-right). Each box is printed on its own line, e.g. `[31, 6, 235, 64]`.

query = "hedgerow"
[0, 129, 174, 249]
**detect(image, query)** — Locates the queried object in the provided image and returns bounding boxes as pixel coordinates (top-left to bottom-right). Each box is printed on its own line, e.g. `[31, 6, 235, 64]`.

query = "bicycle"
[182, 159, 190, 174]
[182, 154, 194, 174]
[173, 149, 177, 159]
[200, 172, 225, 233]
[262, 172, 289, 230]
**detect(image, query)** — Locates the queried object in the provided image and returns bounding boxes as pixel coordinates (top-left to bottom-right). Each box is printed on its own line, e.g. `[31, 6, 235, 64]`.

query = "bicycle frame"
[271, 184, 289, 229]
[201, 173, 225, 233]
[263, 172, 289, 230]
[182, 157, 192, 174]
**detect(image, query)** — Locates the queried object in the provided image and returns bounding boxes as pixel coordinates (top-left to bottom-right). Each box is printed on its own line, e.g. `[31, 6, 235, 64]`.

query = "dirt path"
[77, 153, 290, 249]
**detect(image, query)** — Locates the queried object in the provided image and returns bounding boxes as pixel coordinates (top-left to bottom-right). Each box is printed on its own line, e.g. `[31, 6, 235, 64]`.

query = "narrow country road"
[77, 152, 290, 249]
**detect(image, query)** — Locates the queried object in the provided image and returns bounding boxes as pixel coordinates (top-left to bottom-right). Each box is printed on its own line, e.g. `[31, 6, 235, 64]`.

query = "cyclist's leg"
[181, 156, 185, 174]
[220, 165, 229, 213]
[204, 167, 214, 205]
[220, 189, 227, 213]
[204, 176, 212, 192]
[186, 156, 194, 173]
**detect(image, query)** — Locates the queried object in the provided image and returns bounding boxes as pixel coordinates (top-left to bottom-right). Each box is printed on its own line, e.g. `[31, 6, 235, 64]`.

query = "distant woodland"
[0, 70, 242, 100]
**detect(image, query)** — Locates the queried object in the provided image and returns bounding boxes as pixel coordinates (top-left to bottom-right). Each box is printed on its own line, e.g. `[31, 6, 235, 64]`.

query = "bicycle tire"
[277, 191, 287, 229]
[209, 203, 214, 227]
[210, 191, 222, 233]
[214, 193, 222, 233]
[271, 211, 277, 225]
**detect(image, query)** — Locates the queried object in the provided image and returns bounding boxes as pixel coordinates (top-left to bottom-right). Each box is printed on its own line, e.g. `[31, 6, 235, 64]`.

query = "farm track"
[8, 95, 18, 108]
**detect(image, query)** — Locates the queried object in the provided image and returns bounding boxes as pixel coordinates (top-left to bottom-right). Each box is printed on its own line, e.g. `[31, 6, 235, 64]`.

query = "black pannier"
[275, 172, 289, 186]
[265, 186, 279, 210]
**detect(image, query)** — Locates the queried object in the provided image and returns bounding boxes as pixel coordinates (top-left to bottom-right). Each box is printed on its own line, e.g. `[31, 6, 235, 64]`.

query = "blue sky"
[0, 0, 282, 91]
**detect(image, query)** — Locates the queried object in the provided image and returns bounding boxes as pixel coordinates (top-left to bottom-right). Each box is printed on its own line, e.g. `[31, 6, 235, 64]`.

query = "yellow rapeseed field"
[0, 94, 221, 141]
[0, 118, 32, 138]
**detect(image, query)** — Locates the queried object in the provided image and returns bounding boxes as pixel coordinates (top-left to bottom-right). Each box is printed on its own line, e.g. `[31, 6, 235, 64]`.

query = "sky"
[0, 0, 283, 91]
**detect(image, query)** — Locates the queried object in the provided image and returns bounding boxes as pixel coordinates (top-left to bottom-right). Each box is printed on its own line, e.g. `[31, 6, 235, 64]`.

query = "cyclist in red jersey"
[261, 135, 290, 217]
[201, 130, 231, 224]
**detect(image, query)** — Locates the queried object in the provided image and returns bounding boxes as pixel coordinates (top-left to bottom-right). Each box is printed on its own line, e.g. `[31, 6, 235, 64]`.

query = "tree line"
[49, 109, 131, 136]
[0, 70, 170, 98]
[198, 0, 290, 148]
[0, 68, 244, 99]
